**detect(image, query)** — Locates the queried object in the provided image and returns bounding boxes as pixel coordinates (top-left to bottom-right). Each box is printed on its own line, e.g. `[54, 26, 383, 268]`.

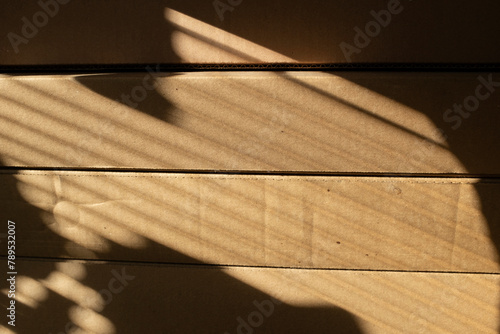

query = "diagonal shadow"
[333, 71, 500, 250]
[334, 71, 500, 332]
[1, 3, 365, 333]
[0, 157, 365, 333]
[2, 1, 500, 333]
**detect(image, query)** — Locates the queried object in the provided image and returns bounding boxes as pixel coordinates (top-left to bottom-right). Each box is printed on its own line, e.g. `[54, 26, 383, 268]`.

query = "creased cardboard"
[1, 72, 499, 174]
[2, 171, 498, 273]
[2, 1, 500, 333]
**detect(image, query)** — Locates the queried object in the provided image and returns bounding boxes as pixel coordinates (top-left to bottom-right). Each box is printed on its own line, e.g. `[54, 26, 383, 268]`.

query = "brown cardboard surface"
[1, 258, 498, 333]
[2, 1, 500, 65]
[1, 72, 499, 174]
[2, 2, 500, 332]
[1, 170, 499, 273]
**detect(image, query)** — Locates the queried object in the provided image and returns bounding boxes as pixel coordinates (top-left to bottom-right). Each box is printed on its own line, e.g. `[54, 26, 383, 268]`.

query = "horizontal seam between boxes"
[6, 255, 500, 276]
[4, 172, 500, 185]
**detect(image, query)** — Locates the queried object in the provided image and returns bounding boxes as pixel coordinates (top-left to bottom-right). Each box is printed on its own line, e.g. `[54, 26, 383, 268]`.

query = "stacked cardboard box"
[1, 1, 499, 333]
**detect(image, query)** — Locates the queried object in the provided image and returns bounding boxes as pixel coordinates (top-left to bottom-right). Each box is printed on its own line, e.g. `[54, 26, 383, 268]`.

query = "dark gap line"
[1, 166, 499, 180]
[4, 255, 500, 276]
[2, 63, 500, 74]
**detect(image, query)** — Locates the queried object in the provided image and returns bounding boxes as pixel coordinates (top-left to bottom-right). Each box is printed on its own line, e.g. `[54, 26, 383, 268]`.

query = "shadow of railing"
[2, 71, 498, 332]
[1, 2, 500, 333]
[334, 71, 500, 254]
[0, 159, 365, 333]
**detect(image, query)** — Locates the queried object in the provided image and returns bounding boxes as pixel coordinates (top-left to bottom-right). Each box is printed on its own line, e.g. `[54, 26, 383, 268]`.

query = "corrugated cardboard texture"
[2, 1, 500, 333]
[1, 171, 499, 273]
[3, 259, 499, 333]
[2, 0, 500, 65]
[1, 72, 499, 174]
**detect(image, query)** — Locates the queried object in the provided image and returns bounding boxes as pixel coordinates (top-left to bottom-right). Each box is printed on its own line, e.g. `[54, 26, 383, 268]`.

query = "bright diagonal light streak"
[165, 8, 295, 63]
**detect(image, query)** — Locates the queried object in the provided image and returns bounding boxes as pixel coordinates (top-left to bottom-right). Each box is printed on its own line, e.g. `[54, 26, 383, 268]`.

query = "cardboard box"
[1, 0, 500, 65]
[2, 3, 500, 327]
[2, 259, 499, 333]
[1, 71, 499, 332]
[1, 170, 499, 273]
[1, 72, 499, 174]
